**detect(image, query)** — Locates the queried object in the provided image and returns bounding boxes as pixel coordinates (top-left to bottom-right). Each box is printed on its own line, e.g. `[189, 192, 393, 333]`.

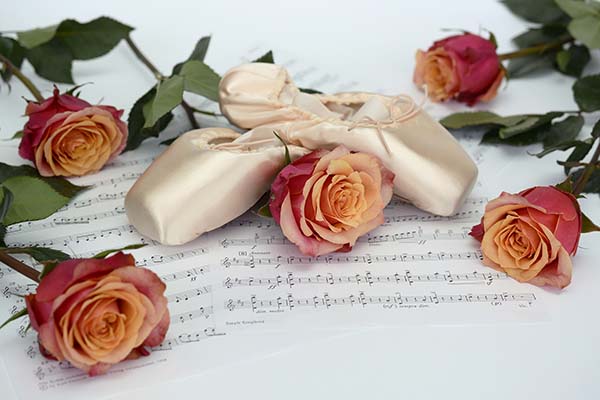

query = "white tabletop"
[1, 1, 599, 399]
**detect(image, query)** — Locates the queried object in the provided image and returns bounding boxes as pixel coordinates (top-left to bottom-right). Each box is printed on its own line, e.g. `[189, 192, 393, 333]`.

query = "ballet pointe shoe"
[219, 63, 478, 216]
[125, 127, 309, 245]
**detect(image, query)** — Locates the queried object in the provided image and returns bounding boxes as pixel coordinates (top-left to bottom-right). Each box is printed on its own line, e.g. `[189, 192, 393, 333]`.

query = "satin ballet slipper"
[219, 63, 478, 216]
[125, 128, 308, 245]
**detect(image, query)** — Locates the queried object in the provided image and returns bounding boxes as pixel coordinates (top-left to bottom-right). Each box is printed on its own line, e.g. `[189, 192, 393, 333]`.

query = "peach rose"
[470, 186, 582, 289]
[270, 145, 394, 256]
[413, 33, 504, 105]
[19, 88, 127, 177]
[25, 252, 169, 376]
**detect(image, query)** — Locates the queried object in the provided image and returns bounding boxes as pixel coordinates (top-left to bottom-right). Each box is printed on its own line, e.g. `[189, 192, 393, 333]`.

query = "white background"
[1, 1, 600, 399]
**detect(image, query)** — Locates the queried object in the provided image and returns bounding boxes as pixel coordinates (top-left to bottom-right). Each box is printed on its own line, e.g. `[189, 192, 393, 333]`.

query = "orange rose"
[413, 33, 504, 105]
[269, 145, 394, 256]
[25, 252, 169, 376]
[19, 88, 127, 177]
[470, 186, 582, 289]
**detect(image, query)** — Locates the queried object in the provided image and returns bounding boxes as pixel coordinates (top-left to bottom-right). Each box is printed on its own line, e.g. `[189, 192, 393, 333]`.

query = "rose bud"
[413, 33, 504, 105]
[470, 186, 582, 289]
[25, 252, 169, 376]
[18, 87, 128, 177]
[270, 145, 394, 256]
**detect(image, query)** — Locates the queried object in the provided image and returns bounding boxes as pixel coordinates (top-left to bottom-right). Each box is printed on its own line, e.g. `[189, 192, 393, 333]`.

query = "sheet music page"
[0, 49, 551, 399]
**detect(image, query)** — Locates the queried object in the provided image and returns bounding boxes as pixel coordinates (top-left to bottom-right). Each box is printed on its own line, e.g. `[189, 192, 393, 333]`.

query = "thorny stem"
[0, 250, 40, 282]
[0, 54, 44, 102]
[573, 140, 600, 196]
[125, 36, 200, 129]
[498, 37, 574, 61]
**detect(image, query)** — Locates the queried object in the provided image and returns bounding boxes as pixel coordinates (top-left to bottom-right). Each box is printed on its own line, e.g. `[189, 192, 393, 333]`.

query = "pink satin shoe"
[219, 63, 478, 216]
[125, 128, 308, 245]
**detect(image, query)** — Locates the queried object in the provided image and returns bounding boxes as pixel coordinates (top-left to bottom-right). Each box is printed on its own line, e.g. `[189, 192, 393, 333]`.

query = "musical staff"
[225, 291, 537, 312]
[167, 286, 212, 303]
[171, 306, 214, 324]
[6, 207, 126, 234]
[220, 251, 483, 268]
[152, 328, 225, 351]
[223, 270, 507, 289]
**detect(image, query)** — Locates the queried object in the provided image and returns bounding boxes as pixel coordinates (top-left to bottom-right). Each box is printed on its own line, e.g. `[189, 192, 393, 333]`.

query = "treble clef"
[221, 257, 231, 268]
[226, 299, 235, 311]
[224, 277, 233, 288]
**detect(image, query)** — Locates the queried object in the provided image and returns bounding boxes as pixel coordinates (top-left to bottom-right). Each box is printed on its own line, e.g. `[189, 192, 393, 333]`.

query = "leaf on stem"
[581, 212, 600, 233]
[143, 75, 184, 128]
[126, 88, 175, 151]
[93, 243, 146, 259]
[502, 0, 569, 24]
[0, 162, 88, 198]
[0, 307, 28, 330]
[172, 36, 211, 74]
[573, 74, 600, 112]
[556, 45, 591, 77]
[253, 50, 274, 63]
[179, 60, 221, 102]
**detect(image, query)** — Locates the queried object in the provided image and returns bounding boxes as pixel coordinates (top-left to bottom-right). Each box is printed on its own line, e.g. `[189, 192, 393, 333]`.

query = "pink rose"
[413, 33, 504, 105]
[19, 87, 128, 177]
[270, 145, 394, 256]
[470, 186, 582, 289]
[25, 252, 169, 376]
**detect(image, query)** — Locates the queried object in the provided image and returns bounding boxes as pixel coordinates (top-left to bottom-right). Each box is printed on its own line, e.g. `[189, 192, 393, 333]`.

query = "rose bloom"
[470, 186, 581, 289]
[270, 145, 394, 256]
[413, 33, 504, 105]
[25, 252, 169, 376]
[18, 88, 127, 177]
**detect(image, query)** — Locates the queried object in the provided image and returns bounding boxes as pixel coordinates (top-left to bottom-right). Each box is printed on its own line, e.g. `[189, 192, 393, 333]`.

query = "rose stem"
[497, 38, 574, 61]
[0, 251, 40, 283]
[124, 36, 200, 129]
[0, 54, 44, 102]
[572, 139, 600, 196]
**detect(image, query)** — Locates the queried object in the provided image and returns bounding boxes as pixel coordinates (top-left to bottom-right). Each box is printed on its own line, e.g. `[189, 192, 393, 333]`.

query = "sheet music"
[0, 47, 550, 399]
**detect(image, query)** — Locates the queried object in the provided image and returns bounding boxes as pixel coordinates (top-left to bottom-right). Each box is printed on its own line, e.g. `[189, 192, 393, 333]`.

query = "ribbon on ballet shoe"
[348, 92, 427, 156]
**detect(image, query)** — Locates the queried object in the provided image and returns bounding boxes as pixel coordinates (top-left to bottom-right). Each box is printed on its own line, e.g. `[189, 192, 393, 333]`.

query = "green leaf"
[0, 224, 6, 247]
[534, 139, 582, 158]
[178, 60, 221, 102]
[555, 0, 600, 18]
[17, 24, 59, 48]
[0, 308, 28, 330]
[441, 111, 503, 129]
[568, 14, 600, 48]
[571, 167, 600, 194]
[273, 131, 291, 166]
[562, 141, 593, 174]
[507, 53, 557, 78]
[0, 37, 26, 82]
[172, 36, 211, 75]
[581, 211, 600, 233]
[25, 39, 74, 83]
[299, 87, 323, 94]
[56, 17, 133, 60]
[555, 176, 574, 192]
[498, 112, 563, 139]
[513, 25, 568, 48]
[0, 162, 87, 198]
[253, 50, 274, 63]
[10, 131, 23, 140]
[126, 88, 174, 151]
[0, 186, 14, 222]
[542, 115, 585, 147]
[481, 124, 552, 146]
[143, 75, 184, 128]
[591, 119, 600, 139]
[573, 74, 600, 112]
[4, 246, 70, 265]
[257, 202, 272, 218]
[1, 176, 70, 225]
[93, 243, 146, 259]
[501, 0, 569, 23]
[556, 45, 591, 77]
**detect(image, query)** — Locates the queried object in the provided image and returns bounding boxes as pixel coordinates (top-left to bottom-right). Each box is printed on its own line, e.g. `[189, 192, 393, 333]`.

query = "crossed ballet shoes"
[125, 63, 478, 245]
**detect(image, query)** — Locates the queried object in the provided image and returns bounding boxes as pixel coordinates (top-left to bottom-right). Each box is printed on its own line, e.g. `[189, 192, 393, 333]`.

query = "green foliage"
[507, 53, 557, 78]
[4, 246, 70, 265]
[179, 60, 221, 101]
[555, 45, 591, 77]
[172, 36, 211, 74]
[571, 167, 600, 194]
[0, 308, 28, 330]
[143, 75, 184, 128]
[0, 36, 25, 82]
[556, 0, 600, 48]
[93, 243, 146, 259]
[0, 163, 87, 226]
[15, 17, 133, 83]
[254, 50, 274, 63]
[581, 212, 600, 232]
[126, 88, 174, 151]
[513, 25, 568, 48]
[573, 74, 600, 112]
[502, 0, 569, 24]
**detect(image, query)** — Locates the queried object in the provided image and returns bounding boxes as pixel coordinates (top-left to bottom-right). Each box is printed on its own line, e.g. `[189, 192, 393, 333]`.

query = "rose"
[18, 88, 128, 177]
[470, 186, 582, 289]
[25, 252, 169, 376]
[270, 145, 394, 256]
[413, 33, 504, 105]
